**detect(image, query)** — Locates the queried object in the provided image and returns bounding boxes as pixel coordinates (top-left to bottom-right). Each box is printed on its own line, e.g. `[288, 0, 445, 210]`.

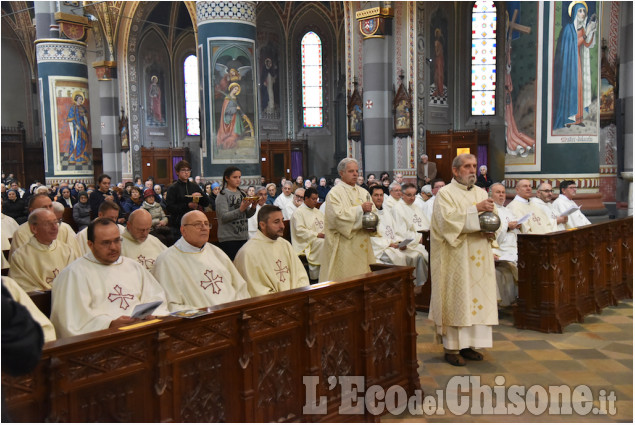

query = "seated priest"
[421, 179, 445, 223]
[506, 179, 559, 234]
[3, 276, 56, 342]
[552, 180, 591, 231]
[235, 205, 309, 297]
[283, 187, 304, 220]
[9, 208, 78, 292]
[382, 181, 402, 213]
[10, 193, 80, 258]
[369, 185, 428, 289]
[290, 187, 325, 280]
[152, 210, 249, 312]
[247, 186, 268, 239]
[51, 218, 170, 338]
[392, 182, 430, 232]
[121, 209, 168, 271]
[490, 183, 521, 307]
[529, 182, 568, 230]
[274, 181, 294, 219]
[76, 200, 125, 255]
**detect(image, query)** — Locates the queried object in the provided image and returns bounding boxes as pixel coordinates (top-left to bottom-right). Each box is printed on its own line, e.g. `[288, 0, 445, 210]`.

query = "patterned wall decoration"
[196, 1, 256, 25]
[47, 76, 93, 175]
[546, 1, 600, 144]
[36, 41, 87, 64]
[416, 2, 426, 155]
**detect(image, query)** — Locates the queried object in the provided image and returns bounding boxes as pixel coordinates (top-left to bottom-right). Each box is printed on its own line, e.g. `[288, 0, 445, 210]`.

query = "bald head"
[51, 201, 65, 220]
[127, 209, 152, 243]
[180, 210, 210, 248]
[515, 179, 533, 200]
[28, 193, 53, 212]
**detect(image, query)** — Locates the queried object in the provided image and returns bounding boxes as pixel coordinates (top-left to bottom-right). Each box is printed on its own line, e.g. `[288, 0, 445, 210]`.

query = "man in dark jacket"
[166, 160, 209, 237]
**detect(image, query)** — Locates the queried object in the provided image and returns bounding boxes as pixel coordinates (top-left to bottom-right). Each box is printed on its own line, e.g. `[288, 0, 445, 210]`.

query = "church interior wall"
[85, 29, 103, 150]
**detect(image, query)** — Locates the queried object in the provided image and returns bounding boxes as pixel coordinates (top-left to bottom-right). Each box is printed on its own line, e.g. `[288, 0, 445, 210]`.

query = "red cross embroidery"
[137, 255, 155, 270]
[365, 99, 373, 109]
[108, 285, 134, 310]
[385, 225, 395, 240]
[45, 268, 59, 284]
[274, 259, 289, 283]
[201, 270, 222, 294]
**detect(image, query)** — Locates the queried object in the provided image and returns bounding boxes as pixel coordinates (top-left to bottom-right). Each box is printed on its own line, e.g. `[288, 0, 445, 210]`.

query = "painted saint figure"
[260, 57, 277, 114]
[66, 91, 90, 164]
[553, 1, 597, 129]
[432, 28, 445, 97]
[217, 83, 249, 149]
[149, 75, 163, 124]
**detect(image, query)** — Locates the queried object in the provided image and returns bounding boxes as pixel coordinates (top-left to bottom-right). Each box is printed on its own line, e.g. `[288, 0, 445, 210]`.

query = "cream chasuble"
[76, 224, 126, 256]
[274, 194, 294, 220]
[552, 194, 591, 230]
[9, 236, 78, 292]
[529, 197, 559, 223]
[234, 231, 309, 297]
[421, 196, 436, 222]
[428, 179, 498, 347]
[51, 252, 170, 338]
[121, 230, 167, 271]
[382, 195, 399, 214]
[413, 195, 427, 211]
[10, 221, 80, 258]
[319, 182, 375, 282]
[371, 209, 428, 286]
[2, 213, 19, 250]
[507, 196, 557, 234]
[3, 276, 57, 342]
[392, 199, 430, 234]
[152, 237, 249, 312]
[290, 203, 325, 266]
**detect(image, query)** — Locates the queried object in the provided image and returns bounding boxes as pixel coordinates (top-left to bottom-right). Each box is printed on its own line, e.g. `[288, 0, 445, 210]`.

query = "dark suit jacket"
[417, 160, 437, 188]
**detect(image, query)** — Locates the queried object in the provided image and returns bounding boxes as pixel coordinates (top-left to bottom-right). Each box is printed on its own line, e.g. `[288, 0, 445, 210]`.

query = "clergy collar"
[512, 195, 529, 204]
[28, 236, 57, 251]
[84, 250, 124, 266]
[175, 236, 206, 252]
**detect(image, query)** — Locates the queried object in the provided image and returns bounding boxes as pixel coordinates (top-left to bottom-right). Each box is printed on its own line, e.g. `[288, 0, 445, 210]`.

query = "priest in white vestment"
[235, 205, 309, 296]
[247, 187, 267, 239]
[382, 182, 402, 213]
[490, 184, 520, 307]
[152, 210, 249, 312]
[121, 209, 167, 271]
[529, 182, 570, 232]
[552, 180, 591, 230]
[51, 218, 170, 338]
[319, 158, 376, 282]
[10, 194, 80, 257]
[421, 179, 446, 223]
[369, 186, 428, 288]
[393, 183, 431, 232]
[76, 200, 126, 255]
[428, 154, 498, 367]
[3, 276, 57, 342]
[9, 209, 78, 292]
[290, 187, 325, 280]
[506, 180, 559, 234]
[2, 212, 19, 251]
[274, 182, 294, 220]
[282, 188, 304, 220]
[413, 185, 431, 211]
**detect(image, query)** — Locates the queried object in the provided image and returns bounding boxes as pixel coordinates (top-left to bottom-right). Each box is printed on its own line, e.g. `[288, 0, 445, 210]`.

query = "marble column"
[93, 62, 122, 182]
[196, 1, 260, 182]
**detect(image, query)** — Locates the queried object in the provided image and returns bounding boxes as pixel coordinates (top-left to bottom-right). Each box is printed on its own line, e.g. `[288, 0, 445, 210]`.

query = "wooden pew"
[3, 265, 419, 422]
[514, 217, 632, 333]
[61, 207, 78, 232]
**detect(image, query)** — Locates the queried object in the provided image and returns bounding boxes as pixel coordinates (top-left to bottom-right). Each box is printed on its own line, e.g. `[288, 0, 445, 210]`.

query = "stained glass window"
[471, 1, 497, 116]
[184, 54, 200, 136]
[301, 31, 323, 128]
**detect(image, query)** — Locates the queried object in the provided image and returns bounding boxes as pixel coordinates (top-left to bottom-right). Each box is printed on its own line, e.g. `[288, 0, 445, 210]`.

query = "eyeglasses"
[537, 190, 553, 193]
[184, 222, 210, 230]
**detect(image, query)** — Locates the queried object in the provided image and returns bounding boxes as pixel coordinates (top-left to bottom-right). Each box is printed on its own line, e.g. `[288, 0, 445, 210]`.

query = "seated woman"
[476, 165, 493, 189]
[3, 189, 27, 224]
[122, 186, 143, 215]
[142, 188, 168, 229]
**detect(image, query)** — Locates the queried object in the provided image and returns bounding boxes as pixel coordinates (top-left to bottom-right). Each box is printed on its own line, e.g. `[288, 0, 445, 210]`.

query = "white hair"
[51, 201, 65, 213]
[389, 181, 401, 192]
[337, 158, 358, 174]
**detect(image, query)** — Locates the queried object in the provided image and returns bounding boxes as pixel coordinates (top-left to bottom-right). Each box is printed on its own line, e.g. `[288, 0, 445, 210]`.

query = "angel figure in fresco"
[148, 75, 163, 123]
[214, 62, 252, 98]
[217, 83, 254, 149]
[553, 1, 598, 130]
[66, 91, 90, 164]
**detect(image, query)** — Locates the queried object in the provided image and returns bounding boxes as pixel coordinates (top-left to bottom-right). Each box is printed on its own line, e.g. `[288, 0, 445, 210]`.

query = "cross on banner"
[274, 259, 289, 283]
[201, 269, 223, 294]
[108, 285, 134, 310]
[365, 100, 373, 109]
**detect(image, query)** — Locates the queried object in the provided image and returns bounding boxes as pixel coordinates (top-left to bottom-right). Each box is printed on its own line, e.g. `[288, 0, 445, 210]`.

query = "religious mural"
[504, 1, 542, 171]
[429, 9, 448, 107]
[258, 40, 280, 119]
[210, 39, 258, 163]
[547, 1, 600, 144]
[145, 71, 166, 127]
[49, 76, 93, 175]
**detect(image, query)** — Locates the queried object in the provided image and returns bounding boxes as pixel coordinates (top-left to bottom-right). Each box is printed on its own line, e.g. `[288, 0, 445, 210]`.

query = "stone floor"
[382, 300, 633, 423]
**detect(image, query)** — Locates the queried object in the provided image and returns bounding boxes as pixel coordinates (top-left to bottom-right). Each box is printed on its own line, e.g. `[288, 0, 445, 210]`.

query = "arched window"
[183, 54, 200, 136]
[471, 1, 497, 116]
[301, 31, 323, 128]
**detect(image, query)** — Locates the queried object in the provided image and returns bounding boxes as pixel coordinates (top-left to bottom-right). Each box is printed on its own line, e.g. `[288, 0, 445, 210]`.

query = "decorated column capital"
[196, 1, 256, 26]
[35, 39, 87, 64]
[92, 61, 118, 81]
[356, 6, 394, 39]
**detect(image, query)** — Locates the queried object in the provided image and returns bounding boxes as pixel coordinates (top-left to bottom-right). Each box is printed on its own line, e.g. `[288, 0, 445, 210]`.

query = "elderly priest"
[290, 187, 325, 280]
[121, 209, 168, 271]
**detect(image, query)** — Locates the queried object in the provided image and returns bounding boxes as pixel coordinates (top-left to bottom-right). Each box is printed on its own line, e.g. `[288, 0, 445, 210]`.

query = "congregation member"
[51, 218, 170, 338]
[421, 178, 446, 222]
[429, 153, 498, 367]
[247, 186, 268, 239]
[165, 160, 209, 237]
[152, 210, 249, 311]
[265, 183, 277, 205]
[476, 165, 493, 189]
[153, 184, 167, 209]
[2, 276, 56, 342]
[215, 166, 258, 260]
[234, 205, 309, 296]
[393, 182, 430, 232]
[316, 177, 329, 202]
[121, 209, 167, 271]
[489, 183, 521, 307]
[320, 158, 375, 282]
[529, 182, 560, 223]
[552, 180, 591, 230]
[72, 191, 91, 231]
[10, 194, 80, 257]
[141, 188, 168, 229]
[9, 208, 78, 292]
[274, 181, 294, 216]
[417, 154, 437, 188]
[89, 174, 119, 215]
[383, 182, 402, 213]
[122, 186, 143, 215]
[76, 201, 125, 255]
[506, 179, 560, 234]
[3, 189, 27, 224]
[290, 187, 325, 280]
[57, 186, 75, 208]
[369, 186, 428, 289]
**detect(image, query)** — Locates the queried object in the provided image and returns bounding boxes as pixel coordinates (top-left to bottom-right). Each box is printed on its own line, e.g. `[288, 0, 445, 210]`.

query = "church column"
[34, 4, 94, 185]
[93, 62, 122, 182]
[356, 6, 394, 175]
[618, 2, 633, 215]
[196, 1, 260, 183]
